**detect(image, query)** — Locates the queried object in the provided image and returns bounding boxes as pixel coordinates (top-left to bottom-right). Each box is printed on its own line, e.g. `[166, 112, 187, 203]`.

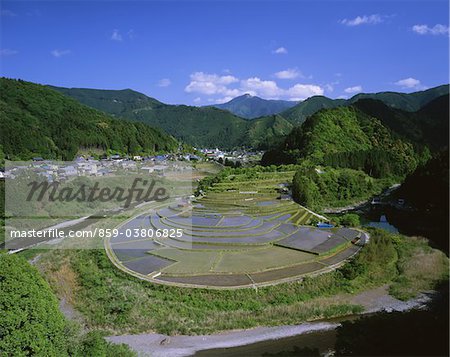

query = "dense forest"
[291, 163, 390, 211]
[0, 78, 178, 160]
[263, 105, 429, 178]
[353, 96, 449, 150]
[281, 84, 449, 125]
[0, 253, 135, 356]
[396, 150, 449, 211]
[262, 93, 449, 210]
[50, 84, 448, 150]
[50, 86, 293, 149]
[211, 94, 297, 119]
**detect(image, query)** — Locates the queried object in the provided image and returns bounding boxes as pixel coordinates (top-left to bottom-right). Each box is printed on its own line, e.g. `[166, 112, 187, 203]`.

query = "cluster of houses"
[0, 148, 265, 182]
[3, 154, 194, 182]
[197, 148, 263, 166]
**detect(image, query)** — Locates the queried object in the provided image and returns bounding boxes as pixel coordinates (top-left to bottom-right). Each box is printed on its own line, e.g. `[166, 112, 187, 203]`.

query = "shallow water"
[194, 286, 449, 356]
[365, 214, 399, 233]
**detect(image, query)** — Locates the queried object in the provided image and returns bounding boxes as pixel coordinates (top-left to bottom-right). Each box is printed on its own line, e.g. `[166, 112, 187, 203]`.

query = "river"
[194, 203, 449, 356]
[195, 283, 449, 357]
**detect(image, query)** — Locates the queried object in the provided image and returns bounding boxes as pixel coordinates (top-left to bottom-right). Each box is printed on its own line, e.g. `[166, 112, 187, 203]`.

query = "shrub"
[0, 253, 68, 355]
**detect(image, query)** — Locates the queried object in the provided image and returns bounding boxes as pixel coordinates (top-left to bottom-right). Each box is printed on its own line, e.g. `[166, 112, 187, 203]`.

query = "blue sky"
[1, 1, 448, 105]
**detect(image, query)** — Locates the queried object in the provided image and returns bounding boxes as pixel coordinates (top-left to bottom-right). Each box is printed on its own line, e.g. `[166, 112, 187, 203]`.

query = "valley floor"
[106, 285, 433, 357]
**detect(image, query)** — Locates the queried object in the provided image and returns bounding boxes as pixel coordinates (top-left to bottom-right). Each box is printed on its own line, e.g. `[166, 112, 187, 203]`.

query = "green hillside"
[47, 86, 165, 117]
[262, 105, 427, 178]
[49, 84, 448, 149]
[50, 86, 292, 149]
[280, 85, 448, 125]
[125, 105, 293, 149]
[211, 94, 297, 119]
[246, 115, 293, 149]
[353, 95, 449, 150]
[0, 78, 178, 160]
[349, 84, 449, 112]
[397, 149, 449, 211]
[280, 96, 346, 124]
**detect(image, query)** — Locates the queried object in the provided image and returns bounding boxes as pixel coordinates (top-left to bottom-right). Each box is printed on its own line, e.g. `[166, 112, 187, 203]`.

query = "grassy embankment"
[34, 229, 448, 336]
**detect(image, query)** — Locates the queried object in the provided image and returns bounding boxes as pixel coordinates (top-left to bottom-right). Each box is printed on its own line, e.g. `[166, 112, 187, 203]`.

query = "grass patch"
[35, 229, 448, 336]
[389, 236, 449, 300]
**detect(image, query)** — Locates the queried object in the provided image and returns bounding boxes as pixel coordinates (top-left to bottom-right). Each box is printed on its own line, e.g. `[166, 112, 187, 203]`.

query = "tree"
[0, 253, 68, 355]
[339, 213, 360, 227]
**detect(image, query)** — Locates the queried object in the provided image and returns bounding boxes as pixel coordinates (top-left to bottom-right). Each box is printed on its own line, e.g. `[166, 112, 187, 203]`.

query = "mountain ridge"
[49, 83, 449, 150]
[209, 94, 298, 119]
[281, 84, 449, 125]
[1, 78, 178, 160]
[50, 85, 293, 149]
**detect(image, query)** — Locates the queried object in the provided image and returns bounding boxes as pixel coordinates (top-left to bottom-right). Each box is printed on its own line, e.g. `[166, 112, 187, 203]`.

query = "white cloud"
[190, 72, 238, 85]
[51, 49, 70, 58]
[241, 78, 324, 100]
[274, 68, 303, 79]
[185, 72, 240, 96]
[412, 24, 449, 36]
[157, 78, 171, 87]
[127, 29, 135, 39]
[241, 77, 282, 98]
[1, 9, 16, 17]
[0, 48, 18, 56]
[394, 77, 426, 90]
[344, 85, 363, 94]
[272, 47, 287, 54]
[286, 84, 324, 100]
[325, 80, 340, 93]
[193, 97, 201, 104]
[185, 71, 324, 101]
[340, 14, 383, 26]
[325, 84, 334, 92]
[111, 29, 123, 41]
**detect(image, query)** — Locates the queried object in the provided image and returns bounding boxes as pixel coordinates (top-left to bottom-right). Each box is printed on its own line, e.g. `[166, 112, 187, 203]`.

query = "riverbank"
[322, 183, 401, 214]
[106, 285, 433, 357]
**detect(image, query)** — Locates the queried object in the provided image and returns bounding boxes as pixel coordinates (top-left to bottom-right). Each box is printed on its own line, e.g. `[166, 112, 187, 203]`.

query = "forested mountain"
[280, 96, 346, 124]
[349, 84, 449, 112]
[353, 95, 449, 150]
[394, 149, 449, 253]
[397, 149, 449, 211]
[263, 86, 449, 211]
[47, 86, 164, 117]
[211, 94, 298, 119]
[0, 78, 178, 160]
[48, 83, 448, 150]
[262, 105, 430, 178]
[50, 85, 293, 149]
[280, 85, 449, 125]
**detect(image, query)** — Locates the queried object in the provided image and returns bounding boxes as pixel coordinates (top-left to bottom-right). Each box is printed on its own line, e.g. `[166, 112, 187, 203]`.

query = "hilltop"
[260, 94, 449, 211]
[280, 85, 449, 125]
[210, 94, 298, 119]
[353, 95, 449, 150]
[48, 83, 448, 151]
[263, 105, 427, 178]
[50, 86, 293, 149]
[0, 78, 178, 160]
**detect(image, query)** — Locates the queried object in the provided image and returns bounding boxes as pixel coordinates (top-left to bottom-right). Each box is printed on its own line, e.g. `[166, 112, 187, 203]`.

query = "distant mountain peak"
[211, 93, 297, 119]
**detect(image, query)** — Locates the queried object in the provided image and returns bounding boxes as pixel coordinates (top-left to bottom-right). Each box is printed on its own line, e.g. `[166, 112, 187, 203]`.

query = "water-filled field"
[105, 176, 364, 288]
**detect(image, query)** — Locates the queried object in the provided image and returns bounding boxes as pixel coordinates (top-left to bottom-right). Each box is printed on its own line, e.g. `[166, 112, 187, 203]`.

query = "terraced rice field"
[105, 172, 365, 288]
